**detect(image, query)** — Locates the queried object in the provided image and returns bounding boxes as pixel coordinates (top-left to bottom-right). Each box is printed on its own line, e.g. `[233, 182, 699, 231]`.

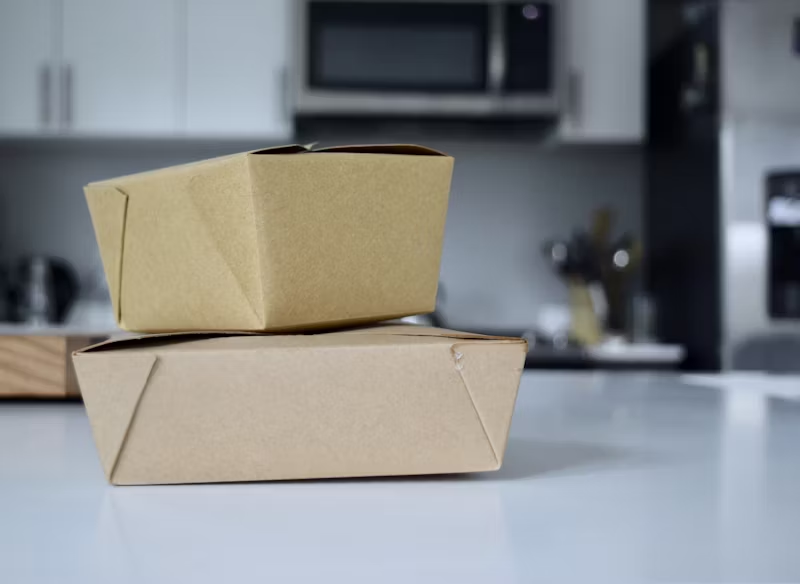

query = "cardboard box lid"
[76, 325, 508, 353]
[85, 144, 450, 331]
[73, 326, 527, 484]
[86, 144, 447, 192]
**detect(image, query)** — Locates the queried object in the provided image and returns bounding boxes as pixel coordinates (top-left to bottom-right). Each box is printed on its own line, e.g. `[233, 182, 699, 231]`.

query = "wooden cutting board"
[0, 336, 102, 398]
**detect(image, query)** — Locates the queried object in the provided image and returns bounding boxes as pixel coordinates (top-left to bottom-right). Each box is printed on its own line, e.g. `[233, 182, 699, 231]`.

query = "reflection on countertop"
[2, 372, 800, 583]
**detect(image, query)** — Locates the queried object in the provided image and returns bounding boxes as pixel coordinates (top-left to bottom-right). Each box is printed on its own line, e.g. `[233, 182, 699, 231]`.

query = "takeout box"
[84, 144, 453, 333]
[73, 326, 526, 485]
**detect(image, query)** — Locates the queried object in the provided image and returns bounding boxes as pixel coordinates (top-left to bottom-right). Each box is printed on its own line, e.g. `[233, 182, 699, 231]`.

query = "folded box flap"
[84, 184, 129, 325]
[75, 326, 524, 355]
[86, 144, 447, 189]
[188, 155, 265, 326]
[72, 351, 157, 482]
[450, 341, 527, 466]
[76, 331, 256, 353]
[341, 325, 525, 342]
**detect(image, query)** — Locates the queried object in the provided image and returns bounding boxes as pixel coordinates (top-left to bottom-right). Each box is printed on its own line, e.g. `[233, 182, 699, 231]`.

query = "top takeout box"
[85, 144, 454, 333]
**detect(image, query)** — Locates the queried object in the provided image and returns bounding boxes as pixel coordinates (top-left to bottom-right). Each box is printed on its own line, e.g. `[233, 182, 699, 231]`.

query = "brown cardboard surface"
[73, 325, 527, 485]
[84, 144, 453, 333]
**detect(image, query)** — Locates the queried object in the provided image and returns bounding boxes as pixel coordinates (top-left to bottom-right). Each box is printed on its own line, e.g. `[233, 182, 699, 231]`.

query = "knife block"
[568, 280, 603, 346]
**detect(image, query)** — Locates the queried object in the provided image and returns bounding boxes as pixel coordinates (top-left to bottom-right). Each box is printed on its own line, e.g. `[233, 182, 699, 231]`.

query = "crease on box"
[189, 163, 263, 326]
[84, 185, 129, 326]
[244, 153, 270, 328]
[449, 342, 525, 469]
[453, 349, 500, 466]
[73, 353, 157, 482]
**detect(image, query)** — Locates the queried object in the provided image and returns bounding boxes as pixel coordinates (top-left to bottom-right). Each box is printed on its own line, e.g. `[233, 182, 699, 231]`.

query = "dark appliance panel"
[767, 171, 800, 319]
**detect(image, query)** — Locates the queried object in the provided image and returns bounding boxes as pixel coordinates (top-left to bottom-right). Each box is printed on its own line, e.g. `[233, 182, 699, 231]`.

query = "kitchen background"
[1, 0, 799, 374]
[0, 140, 642, 329]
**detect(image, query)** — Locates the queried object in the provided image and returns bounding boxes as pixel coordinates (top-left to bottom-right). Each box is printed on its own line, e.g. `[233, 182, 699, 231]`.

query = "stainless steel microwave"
[292, 0, 565, 119]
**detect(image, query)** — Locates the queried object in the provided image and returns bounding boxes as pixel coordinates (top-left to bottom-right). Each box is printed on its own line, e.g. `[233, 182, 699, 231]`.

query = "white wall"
[435, 141, 642, 329]
[0, 139, 642, 329]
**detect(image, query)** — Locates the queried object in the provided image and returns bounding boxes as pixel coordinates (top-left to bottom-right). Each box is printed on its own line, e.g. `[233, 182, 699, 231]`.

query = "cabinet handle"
[280, 66, 291, 121]
[60, 64, 73, 129]
[567, 69, 582, 122]
[39, 64, 52, 128]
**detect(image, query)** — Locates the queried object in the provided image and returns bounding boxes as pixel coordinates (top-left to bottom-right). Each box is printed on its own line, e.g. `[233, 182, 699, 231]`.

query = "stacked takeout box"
[73, 144, 527, 485]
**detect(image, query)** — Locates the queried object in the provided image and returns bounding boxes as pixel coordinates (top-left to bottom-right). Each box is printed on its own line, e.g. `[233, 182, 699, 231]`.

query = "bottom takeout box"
[72, 325, 527, 485]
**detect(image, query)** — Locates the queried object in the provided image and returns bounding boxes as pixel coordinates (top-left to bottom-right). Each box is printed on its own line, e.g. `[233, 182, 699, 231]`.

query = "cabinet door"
[185, 0, 290, 138]
[559, 0, 645, 142]
[61, 0, 179, 135]
[0, 0, 58, 134]
[723, 0, 800, 118]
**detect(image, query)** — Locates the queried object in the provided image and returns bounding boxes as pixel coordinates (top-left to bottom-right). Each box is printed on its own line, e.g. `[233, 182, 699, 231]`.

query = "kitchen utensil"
[26, 257, 52, 325]
[542, 211, 645, 342]
[602, 234, 642, 334]
[590, 207, 614, 251]
[568, 279, 603, 346]
[11, 256, 79, 324]
[542, 239, 571, 276]
[569, 231, 595, 279]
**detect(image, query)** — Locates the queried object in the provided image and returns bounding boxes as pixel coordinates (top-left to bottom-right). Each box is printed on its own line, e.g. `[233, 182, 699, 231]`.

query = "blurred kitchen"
[1, 0, 799, 378]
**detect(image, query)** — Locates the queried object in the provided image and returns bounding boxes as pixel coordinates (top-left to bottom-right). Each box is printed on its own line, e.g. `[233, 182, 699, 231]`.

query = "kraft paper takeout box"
[73, 326, 527, 485]
[84, 144, 454, 333]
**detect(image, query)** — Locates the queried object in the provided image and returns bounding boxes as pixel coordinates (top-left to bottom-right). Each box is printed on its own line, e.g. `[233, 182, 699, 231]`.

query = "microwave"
[293, 0, 565, 119]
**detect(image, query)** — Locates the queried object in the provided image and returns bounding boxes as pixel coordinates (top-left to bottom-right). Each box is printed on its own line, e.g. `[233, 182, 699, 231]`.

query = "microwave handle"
[38, 63, 52, 128]
[488, 3, 506, 94]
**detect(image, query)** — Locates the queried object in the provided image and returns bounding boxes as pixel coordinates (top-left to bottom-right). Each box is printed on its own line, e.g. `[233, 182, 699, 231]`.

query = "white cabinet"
[559, 0, 645, 142]
[0, 0, 58, 134]
[0, 0, 290, 138]
[61, 0, 180, 135]
[723, 0, 800, 118]
[186, 0, 290, 138]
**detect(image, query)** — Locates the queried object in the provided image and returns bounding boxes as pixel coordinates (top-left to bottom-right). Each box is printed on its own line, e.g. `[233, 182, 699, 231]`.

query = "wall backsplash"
[0, 139, 642, 329]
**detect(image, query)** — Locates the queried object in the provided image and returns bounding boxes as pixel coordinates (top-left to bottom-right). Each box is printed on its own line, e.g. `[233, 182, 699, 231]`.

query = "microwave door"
[297, 1, 492, 115]
[294, 0, 562, 117]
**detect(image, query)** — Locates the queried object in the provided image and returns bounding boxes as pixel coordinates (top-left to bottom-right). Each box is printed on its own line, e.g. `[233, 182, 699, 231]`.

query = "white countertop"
[2, 372, 800, 583]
